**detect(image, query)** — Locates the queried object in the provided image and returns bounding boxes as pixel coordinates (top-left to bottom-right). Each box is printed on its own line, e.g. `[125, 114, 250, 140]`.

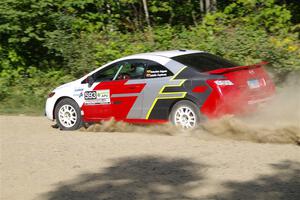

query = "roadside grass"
[0, 96, 45, 116]
[0, 107, 44, 116]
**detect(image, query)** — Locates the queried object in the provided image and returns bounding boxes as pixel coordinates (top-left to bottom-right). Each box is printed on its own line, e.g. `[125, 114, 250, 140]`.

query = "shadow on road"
[41, 157, 300, 200]
[210, 160, 300, 200]
[42, 156, 205, 200]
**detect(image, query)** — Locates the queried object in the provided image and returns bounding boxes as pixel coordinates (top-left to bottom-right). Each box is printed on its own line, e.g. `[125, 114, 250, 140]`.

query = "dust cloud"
[200, 73, 300, 145]
[81, 119, 182, 136]
[82, 73, 300, 145]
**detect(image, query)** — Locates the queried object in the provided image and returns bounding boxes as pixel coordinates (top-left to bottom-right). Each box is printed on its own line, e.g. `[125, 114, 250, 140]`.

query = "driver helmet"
[135, 64, 145, 76]
[131, 64, 145, 76]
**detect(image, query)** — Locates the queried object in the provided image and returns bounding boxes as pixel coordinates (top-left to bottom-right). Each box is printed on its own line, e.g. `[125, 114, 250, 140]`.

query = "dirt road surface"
[1, 115, 300, 200]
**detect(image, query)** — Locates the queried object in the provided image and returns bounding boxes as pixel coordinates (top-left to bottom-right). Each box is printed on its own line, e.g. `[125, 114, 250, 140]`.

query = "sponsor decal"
[73, 88, 84, 98]
[84, 91, 97, 100]
[74, 88, 84, 92]
[146, 69, 168, 78]
[84, 90, 111, 105]
[73, 92, 83, 98]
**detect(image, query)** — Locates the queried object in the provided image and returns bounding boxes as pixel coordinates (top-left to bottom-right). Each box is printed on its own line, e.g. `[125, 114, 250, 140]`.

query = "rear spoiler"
[207, 61, 268, 75]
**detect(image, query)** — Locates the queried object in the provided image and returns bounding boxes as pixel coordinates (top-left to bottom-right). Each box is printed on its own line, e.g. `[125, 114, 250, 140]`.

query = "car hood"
[54, 80, 79, 91]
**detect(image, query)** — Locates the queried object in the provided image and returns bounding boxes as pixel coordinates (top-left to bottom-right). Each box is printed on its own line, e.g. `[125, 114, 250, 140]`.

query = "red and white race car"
[45, 50, 275, 130]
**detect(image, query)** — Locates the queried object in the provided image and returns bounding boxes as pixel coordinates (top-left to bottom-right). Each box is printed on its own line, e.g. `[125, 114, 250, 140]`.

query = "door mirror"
[87, 76, 95, 87]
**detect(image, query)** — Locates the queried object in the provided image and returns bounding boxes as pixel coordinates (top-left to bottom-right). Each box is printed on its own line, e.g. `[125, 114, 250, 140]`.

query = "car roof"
[131, 49, 204, 58]
[82, 50, 204, 80]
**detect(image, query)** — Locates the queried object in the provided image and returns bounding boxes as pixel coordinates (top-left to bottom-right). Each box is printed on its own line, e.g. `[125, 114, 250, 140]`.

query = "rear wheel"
[54, 98, 82, 130]
[169, 100, 201, 129]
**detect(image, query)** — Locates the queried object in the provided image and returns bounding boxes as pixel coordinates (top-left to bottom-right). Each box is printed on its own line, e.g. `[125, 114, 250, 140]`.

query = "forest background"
[0, 0, 299, 114]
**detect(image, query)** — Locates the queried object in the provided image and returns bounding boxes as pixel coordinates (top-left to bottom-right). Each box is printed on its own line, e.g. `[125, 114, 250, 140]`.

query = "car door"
[82, 60, 147, 121]
[81, 62, 120, 121]
[141, 62, 175, 120]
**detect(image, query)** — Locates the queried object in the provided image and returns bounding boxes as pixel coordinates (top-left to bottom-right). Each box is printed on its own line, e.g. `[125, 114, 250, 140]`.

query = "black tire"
[54, 98, 83, 130]
[169, 100, 202, 129]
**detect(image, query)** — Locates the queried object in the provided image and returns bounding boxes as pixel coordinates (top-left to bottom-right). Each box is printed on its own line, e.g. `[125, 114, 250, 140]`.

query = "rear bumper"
[247, 96, 273, 105]
[201, 92, 275, 118]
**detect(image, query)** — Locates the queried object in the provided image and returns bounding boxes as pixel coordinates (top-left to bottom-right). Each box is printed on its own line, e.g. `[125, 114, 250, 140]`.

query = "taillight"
[206, 79, 235, 97]
[214, 80, 234, 86]
[48, 92, 55, 98]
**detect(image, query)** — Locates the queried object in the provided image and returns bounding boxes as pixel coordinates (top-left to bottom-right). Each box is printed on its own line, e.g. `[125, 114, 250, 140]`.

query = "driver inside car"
[117, 63, 145, 80]
[129, 63, 145, 79]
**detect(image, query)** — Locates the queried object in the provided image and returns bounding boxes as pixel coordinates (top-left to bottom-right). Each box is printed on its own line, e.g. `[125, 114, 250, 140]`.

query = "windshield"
[172, 53, 239, 72]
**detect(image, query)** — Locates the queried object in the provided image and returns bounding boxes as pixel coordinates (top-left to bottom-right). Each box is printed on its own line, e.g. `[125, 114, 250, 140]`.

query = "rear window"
[172, 53, 239, 72]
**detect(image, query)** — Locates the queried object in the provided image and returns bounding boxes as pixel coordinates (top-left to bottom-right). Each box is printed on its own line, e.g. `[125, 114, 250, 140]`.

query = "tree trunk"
[199, 0, 204, 13]
[142, 0, 151, 28]
[211, 0, 217, 12]
[205, 0, 210, 13]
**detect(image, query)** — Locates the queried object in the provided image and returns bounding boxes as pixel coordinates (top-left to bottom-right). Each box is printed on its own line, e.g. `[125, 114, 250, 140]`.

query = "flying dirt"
[82, 74, 300, 145]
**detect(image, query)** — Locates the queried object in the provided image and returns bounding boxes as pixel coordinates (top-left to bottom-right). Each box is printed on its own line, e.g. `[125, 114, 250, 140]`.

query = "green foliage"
[222, 0, 292, 33]
[92, 24, 300, 72]
[0, 0, 299, 114]
[0, 67, 74, 114]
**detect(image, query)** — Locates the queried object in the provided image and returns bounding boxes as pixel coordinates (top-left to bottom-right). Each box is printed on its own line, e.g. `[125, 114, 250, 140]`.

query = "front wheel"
[169, 100, 202, 129]
[54, 98, 82, 130]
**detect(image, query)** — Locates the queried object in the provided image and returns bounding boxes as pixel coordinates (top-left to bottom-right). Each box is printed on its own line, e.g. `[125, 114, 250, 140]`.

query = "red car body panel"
[201, 63, 275, 118]
[82, 80, 146, 122]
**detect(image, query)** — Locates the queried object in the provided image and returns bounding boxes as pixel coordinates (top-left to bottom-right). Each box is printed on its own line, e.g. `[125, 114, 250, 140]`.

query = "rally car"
[45, 50, 275, 130]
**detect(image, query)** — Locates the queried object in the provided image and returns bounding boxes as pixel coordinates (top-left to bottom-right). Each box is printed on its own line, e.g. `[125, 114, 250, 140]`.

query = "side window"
[93, 63, 121, 82]
[91, 59, 172, 82]
[145, 61, 173, 78]
[116, 61, 146, 80]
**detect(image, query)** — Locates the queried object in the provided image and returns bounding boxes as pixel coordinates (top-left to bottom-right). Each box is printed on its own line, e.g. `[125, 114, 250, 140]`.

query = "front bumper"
[45, 97, 56, 121]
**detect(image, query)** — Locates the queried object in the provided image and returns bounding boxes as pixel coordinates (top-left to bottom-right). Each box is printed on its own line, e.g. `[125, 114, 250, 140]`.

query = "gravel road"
[1, 115, 299, 200]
